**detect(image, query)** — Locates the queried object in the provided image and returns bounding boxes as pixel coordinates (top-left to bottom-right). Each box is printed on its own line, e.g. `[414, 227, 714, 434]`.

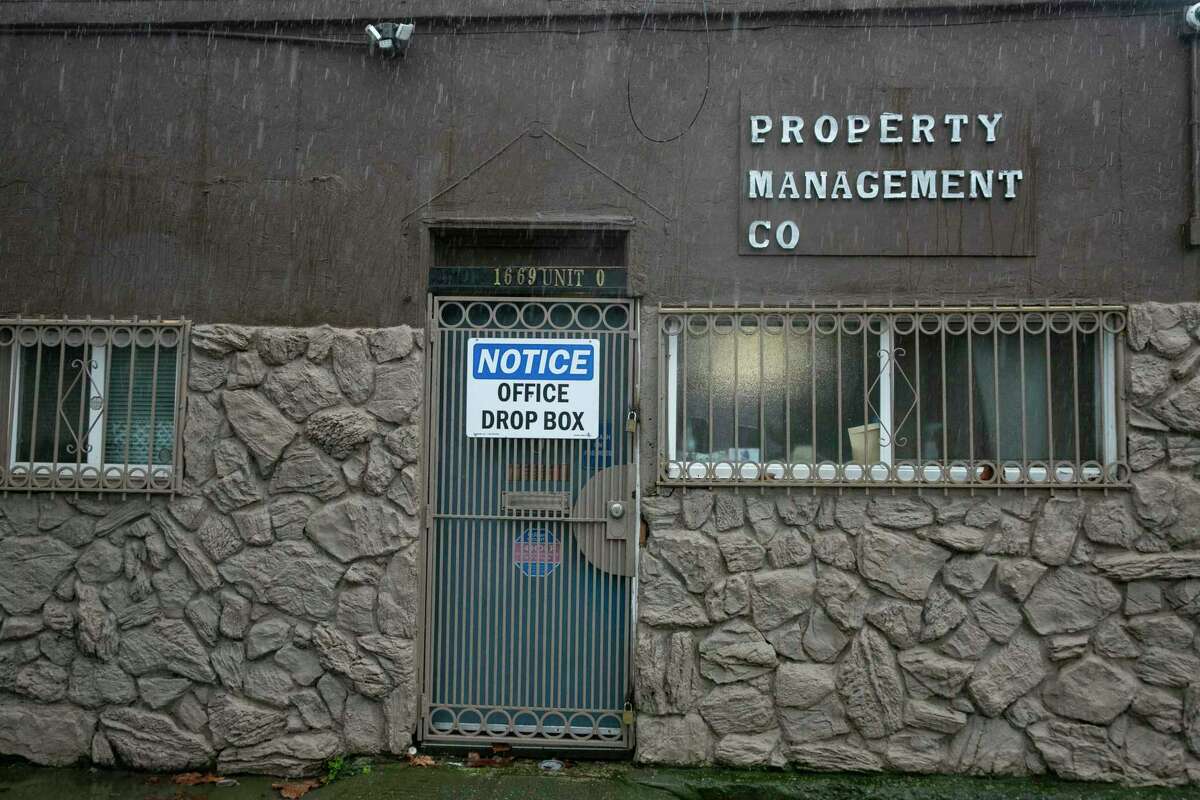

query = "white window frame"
[663, 326, 1119, 486]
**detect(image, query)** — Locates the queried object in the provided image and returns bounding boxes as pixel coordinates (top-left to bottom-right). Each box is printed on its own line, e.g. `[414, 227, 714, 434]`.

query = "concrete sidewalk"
[4, 759, 1200, 800]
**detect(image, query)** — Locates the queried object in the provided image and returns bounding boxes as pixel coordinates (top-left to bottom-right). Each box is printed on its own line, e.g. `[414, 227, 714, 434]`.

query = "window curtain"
[966, 335, 1049, 462]
[947, 333, 1097, 463]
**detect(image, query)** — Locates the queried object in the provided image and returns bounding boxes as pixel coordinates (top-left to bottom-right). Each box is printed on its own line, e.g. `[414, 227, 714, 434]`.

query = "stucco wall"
[633, 303, 1200, 785]
[0, 8, 1195, 326]
[0, 324, 423, 775]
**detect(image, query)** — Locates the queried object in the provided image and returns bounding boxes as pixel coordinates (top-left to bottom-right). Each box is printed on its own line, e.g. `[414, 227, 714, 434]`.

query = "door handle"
[608, 501, 626, 519]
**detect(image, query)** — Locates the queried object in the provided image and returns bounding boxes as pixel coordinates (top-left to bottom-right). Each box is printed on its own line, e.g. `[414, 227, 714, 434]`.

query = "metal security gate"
[422, 297, 638, 749]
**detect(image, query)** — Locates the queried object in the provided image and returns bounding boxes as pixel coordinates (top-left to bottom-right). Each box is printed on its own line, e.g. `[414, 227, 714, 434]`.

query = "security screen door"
[422, 297, 637, 748]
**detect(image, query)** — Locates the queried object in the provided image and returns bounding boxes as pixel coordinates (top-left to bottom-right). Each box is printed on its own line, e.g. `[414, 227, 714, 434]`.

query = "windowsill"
[5, 461, 176, 490]
[430, 721, 624, 738]
[662, 461, 1116, 486]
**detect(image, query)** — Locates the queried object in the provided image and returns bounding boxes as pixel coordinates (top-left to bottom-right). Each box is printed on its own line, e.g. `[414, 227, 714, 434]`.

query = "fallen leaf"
[272, 779, 323, 799]
[173, 773, 225, 785]
[465, 751, 513, 768]
[408, 754, 435, 767]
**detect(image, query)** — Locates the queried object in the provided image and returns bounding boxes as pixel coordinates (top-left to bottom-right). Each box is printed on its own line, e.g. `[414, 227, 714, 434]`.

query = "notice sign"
[466, 338, 600, 439]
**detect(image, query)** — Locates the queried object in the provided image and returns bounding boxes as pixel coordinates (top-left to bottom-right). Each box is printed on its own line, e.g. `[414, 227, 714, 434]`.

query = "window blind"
[104, 345, 178, 466]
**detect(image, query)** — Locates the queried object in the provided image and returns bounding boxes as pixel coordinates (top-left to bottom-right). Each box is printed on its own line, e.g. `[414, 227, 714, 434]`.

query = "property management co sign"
[739, 87, 1034, 256]
[466, 338, 600, 438]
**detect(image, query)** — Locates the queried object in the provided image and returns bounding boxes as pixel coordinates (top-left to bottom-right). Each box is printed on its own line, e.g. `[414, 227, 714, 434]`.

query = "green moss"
[2, 758, 1200, 800]
[630, 769, 1200, 800]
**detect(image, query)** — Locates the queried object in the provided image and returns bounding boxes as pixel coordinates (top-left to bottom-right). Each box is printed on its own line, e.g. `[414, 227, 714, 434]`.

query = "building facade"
[1, 0, 1200, 784]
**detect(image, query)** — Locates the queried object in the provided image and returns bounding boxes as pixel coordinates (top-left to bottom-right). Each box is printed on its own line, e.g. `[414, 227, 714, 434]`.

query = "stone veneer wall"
[8, 304, 1200, 784]
[633, 303, 1200, 786]
[0, 324, 423, 775]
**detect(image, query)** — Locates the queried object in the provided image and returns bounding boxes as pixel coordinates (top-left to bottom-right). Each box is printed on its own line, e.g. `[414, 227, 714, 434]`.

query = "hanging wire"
[624, 0, 712, 144]
[0, 25, 363, 46]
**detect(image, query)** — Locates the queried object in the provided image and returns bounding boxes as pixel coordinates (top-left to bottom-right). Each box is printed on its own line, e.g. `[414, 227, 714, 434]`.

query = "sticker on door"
[512, 528, 562, 577]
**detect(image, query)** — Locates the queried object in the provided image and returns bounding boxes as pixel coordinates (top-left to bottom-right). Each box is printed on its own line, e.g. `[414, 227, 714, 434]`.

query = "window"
[659, 305, 1124, 488]
[1, 320, 187, 493]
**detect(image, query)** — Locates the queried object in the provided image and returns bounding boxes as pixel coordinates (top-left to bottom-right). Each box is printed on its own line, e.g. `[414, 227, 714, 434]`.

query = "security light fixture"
[1188, 3, 1200, 31]
[366, 22, 414, 56]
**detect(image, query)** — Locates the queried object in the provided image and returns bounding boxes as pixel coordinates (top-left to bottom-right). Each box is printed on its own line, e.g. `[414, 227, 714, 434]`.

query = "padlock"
[622, 702, 634, 726]
[624, 409, 638, 433]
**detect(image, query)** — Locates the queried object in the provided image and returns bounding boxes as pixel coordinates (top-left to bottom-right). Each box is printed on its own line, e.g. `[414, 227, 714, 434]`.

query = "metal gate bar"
[422, 297, 636, 748]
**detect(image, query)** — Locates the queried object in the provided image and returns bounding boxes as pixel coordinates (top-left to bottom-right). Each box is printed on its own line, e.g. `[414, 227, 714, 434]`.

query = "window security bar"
[658, 303, 1127, 491]
[0, 318, 189, 494]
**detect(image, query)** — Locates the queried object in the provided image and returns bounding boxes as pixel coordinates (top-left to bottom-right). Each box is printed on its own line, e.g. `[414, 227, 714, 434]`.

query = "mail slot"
[501, 490, 571, 513]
